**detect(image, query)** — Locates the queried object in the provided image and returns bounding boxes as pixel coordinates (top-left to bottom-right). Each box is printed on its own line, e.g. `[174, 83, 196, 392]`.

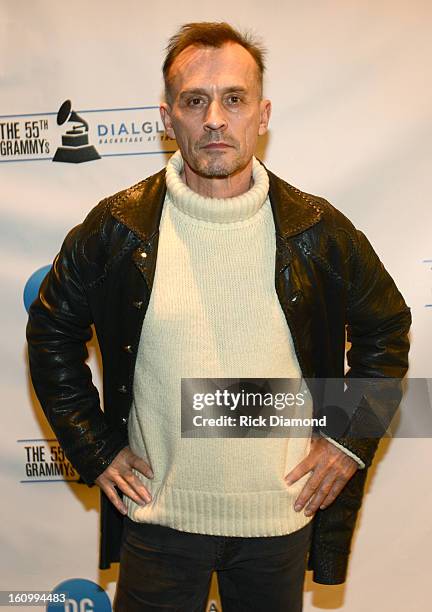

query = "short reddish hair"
[162, 22, 267, 103]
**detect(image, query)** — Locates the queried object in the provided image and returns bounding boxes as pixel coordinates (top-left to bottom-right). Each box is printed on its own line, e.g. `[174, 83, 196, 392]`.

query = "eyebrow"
[179, 86, 248, 98]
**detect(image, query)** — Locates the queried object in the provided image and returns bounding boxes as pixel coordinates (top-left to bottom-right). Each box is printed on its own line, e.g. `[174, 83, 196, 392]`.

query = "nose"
[203, 99, 227, 132]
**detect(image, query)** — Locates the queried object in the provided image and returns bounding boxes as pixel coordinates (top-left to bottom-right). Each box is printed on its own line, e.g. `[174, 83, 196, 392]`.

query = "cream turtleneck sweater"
[125, 151, 361, 536]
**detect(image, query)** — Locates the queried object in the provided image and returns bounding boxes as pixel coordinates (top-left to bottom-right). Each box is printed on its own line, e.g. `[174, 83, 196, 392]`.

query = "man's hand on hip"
[95, 446, 154, 515]
[284, 437, 358, 517]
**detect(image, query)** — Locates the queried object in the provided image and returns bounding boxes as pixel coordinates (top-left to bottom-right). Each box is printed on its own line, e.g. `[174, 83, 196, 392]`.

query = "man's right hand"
[95, 446, 154, 515]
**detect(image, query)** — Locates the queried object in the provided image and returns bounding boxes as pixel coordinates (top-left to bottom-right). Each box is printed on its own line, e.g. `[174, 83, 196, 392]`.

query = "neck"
[165, 150, 269, 224]
[181, 158, 254, 198]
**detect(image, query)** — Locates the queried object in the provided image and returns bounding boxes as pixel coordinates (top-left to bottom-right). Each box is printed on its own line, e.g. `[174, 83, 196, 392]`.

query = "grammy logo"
[53, 99, 101, 163]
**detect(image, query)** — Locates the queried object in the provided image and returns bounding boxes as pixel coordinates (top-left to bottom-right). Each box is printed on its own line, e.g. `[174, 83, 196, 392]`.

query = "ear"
[258, 98, 272, 136]
[160, 103, 176, 140]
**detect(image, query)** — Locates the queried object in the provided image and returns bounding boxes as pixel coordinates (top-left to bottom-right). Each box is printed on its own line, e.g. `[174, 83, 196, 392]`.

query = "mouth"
[201, 143, 232, 149]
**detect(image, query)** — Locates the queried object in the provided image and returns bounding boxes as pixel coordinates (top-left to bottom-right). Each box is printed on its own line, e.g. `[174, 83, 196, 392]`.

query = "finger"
[303, 474, 339, 515]
[117, 474, 152, 505]
[123, 470, 153, 503]
[99, 481, 128, 515]
[293, 468, 327, 511]
[318, 476, 351, 510]
[130, 456, 154, 479]
[284, 457, 314, 485]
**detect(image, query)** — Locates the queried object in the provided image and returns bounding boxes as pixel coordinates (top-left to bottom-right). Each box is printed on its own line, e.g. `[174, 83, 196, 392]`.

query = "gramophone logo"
[0, 101, 175, 163]
[53, 99, 101, 163]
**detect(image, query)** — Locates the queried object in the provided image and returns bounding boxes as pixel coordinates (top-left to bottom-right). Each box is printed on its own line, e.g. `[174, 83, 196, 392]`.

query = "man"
[26, 21, 411, 612]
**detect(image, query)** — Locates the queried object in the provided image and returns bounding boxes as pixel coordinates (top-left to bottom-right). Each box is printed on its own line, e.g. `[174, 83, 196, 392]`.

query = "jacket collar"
[111, 160, 323, 242]
[111, 168, 167, 244]
[265, 163, 323, 238]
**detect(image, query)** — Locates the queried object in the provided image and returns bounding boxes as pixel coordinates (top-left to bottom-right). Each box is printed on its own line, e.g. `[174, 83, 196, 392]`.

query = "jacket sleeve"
[307, 225, 412, 585]
[26, 217, 128, 486]
[330, 227, 412, 468]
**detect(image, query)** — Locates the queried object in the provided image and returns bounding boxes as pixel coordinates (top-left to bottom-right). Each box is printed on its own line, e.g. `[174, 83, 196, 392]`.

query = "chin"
[200, 168, 232, 178]
[197, 159, 244, 179]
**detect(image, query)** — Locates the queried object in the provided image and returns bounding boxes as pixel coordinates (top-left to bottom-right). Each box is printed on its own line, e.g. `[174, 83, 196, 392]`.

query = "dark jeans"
[113, 516, 313, 612]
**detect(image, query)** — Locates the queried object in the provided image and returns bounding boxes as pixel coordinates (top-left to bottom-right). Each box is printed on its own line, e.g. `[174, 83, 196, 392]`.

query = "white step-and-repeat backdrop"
[1, 1, 431, 610]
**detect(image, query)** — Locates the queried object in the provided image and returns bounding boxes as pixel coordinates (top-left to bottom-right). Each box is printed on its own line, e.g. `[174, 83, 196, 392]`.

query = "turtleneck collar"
[165, 149, 269, 224]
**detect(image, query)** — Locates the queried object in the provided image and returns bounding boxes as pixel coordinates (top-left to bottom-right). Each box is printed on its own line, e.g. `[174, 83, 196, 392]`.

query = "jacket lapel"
[110, 161, 324, 290]
[111, 169, 166, 290]
[265, 165, 323, 239]
[111, 168, 167, 242]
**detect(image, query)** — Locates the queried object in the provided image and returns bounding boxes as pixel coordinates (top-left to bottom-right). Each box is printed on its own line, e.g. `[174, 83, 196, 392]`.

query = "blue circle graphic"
[23, 265, 52, 312]
[47, 578, 111, 611]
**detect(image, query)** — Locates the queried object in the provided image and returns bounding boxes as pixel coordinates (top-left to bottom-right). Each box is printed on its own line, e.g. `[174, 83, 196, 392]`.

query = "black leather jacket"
[26, 162, 411, 584]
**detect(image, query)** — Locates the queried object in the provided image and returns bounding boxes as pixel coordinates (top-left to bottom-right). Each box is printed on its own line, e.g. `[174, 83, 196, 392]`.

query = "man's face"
[160, 42, 271, 179]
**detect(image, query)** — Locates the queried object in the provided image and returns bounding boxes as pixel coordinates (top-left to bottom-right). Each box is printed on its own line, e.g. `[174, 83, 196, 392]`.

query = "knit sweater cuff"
[320, 434, 366, 469]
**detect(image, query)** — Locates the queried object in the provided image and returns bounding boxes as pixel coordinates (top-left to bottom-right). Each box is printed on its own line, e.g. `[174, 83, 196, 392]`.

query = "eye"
[226, 95, 241, 105]
[188, 97, 204, 106]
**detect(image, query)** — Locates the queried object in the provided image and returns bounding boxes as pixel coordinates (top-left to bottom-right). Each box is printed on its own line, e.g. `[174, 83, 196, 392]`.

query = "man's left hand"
[284, 437, 359, 516]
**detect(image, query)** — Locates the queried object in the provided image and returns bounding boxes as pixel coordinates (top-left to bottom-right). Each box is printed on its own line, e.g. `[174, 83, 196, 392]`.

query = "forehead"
[167, 42, 260, 94]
